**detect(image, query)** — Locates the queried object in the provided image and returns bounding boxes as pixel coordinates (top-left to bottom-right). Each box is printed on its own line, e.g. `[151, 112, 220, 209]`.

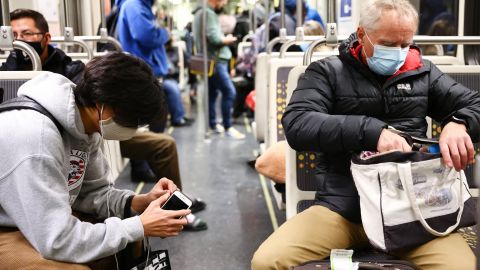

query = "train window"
[417, 0, 459, 56]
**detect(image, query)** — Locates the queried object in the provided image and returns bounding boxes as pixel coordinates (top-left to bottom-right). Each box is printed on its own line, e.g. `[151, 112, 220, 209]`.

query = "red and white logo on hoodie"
[68, 149, 88, 191]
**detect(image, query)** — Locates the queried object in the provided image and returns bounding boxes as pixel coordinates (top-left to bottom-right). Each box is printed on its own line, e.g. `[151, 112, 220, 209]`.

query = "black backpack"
[0, 95, 62, 132]
[96, 5, 120, 52]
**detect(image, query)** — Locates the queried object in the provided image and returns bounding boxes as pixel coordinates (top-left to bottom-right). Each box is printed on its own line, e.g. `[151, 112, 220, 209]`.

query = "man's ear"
[44, 32, 52, 46]
[356, 27, 365, 45]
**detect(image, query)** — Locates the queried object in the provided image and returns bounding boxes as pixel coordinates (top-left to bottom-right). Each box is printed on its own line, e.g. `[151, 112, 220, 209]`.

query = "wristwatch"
[448, 116, 468, 128]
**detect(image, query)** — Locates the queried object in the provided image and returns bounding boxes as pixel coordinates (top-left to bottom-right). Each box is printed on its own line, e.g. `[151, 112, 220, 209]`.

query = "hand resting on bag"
[377, 129, 412, 153]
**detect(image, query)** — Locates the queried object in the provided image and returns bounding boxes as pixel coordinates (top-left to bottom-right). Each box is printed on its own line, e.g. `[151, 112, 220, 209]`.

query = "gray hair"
[359, 0, 419, 31]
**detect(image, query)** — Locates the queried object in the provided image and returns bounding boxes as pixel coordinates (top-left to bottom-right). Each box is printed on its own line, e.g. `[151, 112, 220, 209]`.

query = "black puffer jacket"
[0, 45, 85, 84]
[282, 33, 480, 223]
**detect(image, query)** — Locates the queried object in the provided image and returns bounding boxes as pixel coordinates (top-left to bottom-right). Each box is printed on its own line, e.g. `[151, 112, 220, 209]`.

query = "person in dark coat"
[252, 1, 480, 269]
[0, 9, 84, 83]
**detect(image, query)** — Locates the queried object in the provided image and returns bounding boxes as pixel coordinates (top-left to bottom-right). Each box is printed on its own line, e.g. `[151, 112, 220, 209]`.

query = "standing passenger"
[252, 0, 480, 269]
[193, 0, 246, 139]
[116, 0, 192, 128]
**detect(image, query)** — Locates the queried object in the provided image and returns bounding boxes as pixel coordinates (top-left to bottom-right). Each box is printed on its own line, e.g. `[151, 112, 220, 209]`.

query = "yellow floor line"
[167, 126, 174, 135]
[134, 182, 145, 195]
[244, 115, 252, 133]
[253, 150, 279, 231]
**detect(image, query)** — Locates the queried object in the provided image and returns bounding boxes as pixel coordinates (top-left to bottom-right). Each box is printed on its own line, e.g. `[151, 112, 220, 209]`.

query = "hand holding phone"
[140, 191, 190, 238]
[161, 190, 192, 211]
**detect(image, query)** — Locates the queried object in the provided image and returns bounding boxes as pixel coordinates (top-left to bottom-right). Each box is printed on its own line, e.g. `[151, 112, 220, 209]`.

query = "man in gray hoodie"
[0, 52, 190, 268]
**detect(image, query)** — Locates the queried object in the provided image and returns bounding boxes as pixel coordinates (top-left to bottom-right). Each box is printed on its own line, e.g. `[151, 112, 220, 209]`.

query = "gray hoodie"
[0, 72, 144, 263]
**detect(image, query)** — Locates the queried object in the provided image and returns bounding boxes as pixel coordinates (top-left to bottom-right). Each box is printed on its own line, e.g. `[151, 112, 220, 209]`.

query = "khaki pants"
[0, 212, 143, 270]
[251, 205, 475, 270]
[0, 227, 116, 270]
[120, 132, 183, 189]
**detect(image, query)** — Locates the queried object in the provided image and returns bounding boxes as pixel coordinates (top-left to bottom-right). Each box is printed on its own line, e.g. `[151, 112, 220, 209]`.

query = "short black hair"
[74, 52, 165, 127]
[10, 9, 49, 33]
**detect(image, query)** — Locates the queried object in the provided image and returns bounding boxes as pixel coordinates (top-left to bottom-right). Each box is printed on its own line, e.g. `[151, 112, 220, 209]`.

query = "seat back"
[254, 52, 272, 142]
[0, 71, 46, 101]
[285, 64, 480, 219]
[267, 51, 338, 148]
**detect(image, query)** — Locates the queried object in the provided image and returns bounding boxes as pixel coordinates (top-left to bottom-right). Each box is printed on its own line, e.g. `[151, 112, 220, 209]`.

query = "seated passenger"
[0, 53, 189, 268]
[0, 9, 84, 82]
[252, 0, 479, 269]
[1, 8, 207, 232]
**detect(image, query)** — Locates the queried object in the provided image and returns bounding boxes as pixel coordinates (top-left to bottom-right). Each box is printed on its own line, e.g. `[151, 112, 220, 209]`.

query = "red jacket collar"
[349, 41, 423, 77]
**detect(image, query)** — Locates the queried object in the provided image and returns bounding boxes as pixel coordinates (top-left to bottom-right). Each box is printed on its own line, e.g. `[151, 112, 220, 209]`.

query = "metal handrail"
[303, 37, 327, 65]
[76, 35, 123, 51]
[242, 33, 255, 43]
[13, 40, 42, 71]
[303, 35, 480, 66]
[279, 35, 322, 58]
[51, 36, 94, 60]
[413, 36, 480, 45]
[266, 36, 295, 54]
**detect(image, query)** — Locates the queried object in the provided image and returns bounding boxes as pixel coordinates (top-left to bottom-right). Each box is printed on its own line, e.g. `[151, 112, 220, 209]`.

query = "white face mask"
[99, 105, 137, 141]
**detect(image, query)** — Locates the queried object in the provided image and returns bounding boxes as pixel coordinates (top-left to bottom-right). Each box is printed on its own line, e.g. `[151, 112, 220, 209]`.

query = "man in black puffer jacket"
[252, 1, 480, 270]
[0, 9, 84, 83]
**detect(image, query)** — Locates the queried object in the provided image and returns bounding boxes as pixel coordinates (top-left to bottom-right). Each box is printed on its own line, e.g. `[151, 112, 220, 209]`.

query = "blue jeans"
[163, 79, 185, 124]
[208, 62, 236, 129]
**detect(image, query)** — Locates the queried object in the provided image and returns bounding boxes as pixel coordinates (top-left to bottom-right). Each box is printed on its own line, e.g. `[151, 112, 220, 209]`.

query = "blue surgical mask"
[363, 32, 409, 76]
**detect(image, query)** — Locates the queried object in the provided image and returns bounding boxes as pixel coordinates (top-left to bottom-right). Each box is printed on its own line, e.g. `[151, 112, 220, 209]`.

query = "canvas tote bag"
[350, 145, 476, 252]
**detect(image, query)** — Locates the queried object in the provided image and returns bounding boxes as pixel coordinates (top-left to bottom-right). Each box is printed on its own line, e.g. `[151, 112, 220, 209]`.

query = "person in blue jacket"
[116, 0, 192, 128]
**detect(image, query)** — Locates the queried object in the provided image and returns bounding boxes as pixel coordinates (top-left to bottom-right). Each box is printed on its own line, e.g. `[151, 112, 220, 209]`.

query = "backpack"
[96, 5, 121, 52]
[0, 96, 62, 132]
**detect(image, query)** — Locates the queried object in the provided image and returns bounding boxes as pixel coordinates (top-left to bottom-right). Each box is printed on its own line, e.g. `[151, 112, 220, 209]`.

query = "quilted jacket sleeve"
[282, 60, 387, 153]
[427, 61, 480, 142]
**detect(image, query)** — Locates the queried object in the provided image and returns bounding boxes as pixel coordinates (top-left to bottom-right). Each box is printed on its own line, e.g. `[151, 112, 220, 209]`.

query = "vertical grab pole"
[100, 0, 106, 29]
[202, 0, 210, 139]
[325, 0, 337, 46]
[296, 0, 302, 27]
[1, 0, 9, 26]
[280, 0, 285, 29]
[99, 0, 108, 38]
[252, 3, 257, 33]
[264, 0, 269, 48]
[248, 6, 253, 34]
[62, 0, 74, 42]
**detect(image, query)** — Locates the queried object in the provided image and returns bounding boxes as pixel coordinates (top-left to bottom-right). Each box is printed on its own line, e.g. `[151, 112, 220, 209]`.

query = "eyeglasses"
[13, 31, 45, 40]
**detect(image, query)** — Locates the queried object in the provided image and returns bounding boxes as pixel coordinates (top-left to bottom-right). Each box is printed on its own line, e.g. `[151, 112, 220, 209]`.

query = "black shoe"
[184, 214, 208, 231]
[172, 117, 194, 127]
[189, 198, 206, 213]
[131, 169, 157, 183]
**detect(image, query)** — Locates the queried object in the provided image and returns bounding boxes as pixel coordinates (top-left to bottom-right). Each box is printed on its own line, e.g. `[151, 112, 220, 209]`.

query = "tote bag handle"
[397, 163, 464, 237]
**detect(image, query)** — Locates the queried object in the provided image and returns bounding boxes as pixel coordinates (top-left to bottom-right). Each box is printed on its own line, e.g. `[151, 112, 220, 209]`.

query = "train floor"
[114, 99, 286, 269]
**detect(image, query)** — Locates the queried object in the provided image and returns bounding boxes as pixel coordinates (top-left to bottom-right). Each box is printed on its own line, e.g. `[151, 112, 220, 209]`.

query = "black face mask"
[22, 40, 44, 56]
[214, 7, 224, 14]
[12, 40, 44, 69]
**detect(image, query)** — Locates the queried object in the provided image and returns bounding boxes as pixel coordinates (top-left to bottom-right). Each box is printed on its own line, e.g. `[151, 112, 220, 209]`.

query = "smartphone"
[161, 190, 192, 212]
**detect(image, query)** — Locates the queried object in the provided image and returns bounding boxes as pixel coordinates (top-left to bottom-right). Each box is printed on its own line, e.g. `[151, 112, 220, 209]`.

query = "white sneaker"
[208, 124, 225, 134]
[225, 127, 246, 139]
